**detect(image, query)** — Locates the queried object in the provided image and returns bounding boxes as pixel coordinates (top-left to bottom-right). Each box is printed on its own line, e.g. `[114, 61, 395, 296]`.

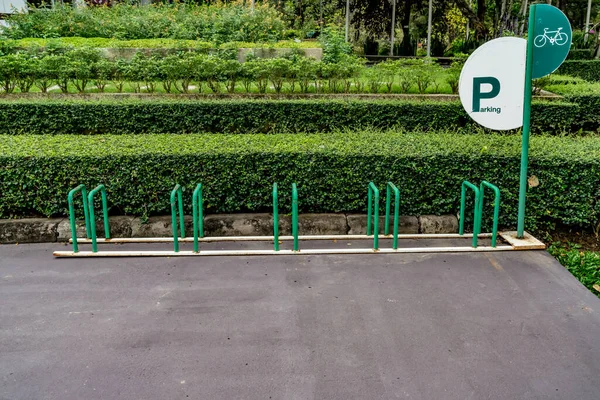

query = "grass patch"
[548, 243, 600, 298]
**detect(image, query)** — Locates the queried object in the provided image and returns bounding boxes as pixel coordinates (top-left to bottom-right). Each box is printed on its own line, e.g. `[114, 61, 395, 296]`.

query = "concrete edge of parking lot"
[0, 213, 459, 244]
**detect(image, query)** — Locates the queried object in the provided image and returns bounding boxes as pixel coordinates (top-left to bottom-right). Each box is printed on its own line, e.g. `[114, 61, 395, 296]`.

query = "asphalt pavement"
[1, 240, 600, 400]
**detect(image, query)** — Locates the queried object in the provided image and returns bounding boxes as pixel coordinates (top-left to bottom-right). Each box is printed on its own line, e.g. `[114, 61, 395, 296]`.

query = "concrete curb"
[0, 214, 458, 244]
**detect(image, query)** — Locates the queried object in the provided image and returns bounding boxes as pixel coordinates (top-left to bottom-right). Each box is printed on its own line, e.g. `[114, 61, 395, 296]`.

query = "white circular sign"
[459, 37, 526, 131]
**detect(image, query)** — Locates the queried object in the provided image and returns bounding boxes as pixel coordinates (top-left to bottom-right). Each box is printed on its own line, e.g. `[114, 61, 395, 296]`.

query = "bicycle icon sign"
[533, 27, 569, 48]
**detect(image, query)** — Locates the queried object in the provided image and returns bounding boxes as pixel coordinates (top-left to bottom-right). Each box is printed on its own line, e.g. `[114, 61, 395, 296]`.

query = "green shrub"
[11, 37, 321, 51]
[373, 60, 397, 93]
[565, 95, 600, 131]
[558, 60, 600, 82]
[2, 4, 288, 43]
[548, 244, 600, 298]
[319, 27, 352, 64]
[264, 58, 292, 93]
[0, 55, 19, 94]
[445, 56, 466, 94]
[0, 132, 598, 233]
[92, 59, 115, 93]
[0, 99, 580, 135]
[567, 49, 596, 60]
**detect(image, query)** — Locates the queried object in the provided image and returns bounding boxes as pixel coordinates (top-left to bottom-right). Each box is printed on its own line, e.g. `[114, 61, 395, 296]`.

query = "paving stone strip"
[0, 214, 458, 244]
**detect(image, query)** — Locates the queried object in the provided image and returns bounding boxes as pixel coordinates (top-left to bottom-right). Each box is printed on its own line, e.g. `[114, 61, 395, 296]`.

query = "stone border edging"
[0, 214, 458, 244]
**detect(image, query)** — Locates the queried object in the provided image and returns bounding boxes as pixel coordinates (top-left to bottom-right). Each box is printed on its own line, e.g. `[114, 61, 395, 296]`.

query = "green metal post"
[385, 185, 391, 236]
[459, 181, 481, 248]
[273, 183, 279, 251]
[67, 184, 90, 253]
[193, 184, 204, 253]
[479, 181, 501, 248]
[367, 187, 373, 236]
[88, 184, 110, 253]
[367, 182, 380, 250]
[385, 182, 400, 250]
[292, 183, 299, 252]
[517, 4, 537, 239]
[170, 185, 184, 253]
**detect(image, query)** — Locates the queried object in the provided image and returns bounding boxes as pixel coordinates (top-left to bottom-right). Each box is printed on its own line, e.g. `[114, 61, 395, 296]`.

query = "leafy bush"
[373, 60, 398, 93]
[565, 95, 600, 131]
[2, 4, 288, 44]
[9, 37, 321, 51]
[0, 55, 19, 94]
[558, 60, 600, 82]
[548, 244, 600, 298]
[0, 132, 598, 234]
[567, 49, 596, 60]
[0, 98, 580, 134]
[319, 27, 352, 64]
[264, 57, 292, 93]
[445, 56, 467, 94]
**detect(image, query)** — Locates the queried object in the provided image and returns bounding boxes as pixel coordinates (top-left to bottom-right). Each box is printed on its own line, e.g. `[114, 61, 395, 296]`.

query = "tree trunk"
[296, 0, 304, 26]
[454, 0, 489, 39]
[399, 0, 414, 56]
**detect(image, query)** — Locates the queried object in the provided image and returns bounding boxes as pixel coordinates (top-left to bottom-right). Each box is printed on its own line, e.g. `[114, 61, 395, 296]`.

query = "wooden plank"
[71, 233, 493, 244]
[54, 245, 515, 258]
[499, 231, 546, 250]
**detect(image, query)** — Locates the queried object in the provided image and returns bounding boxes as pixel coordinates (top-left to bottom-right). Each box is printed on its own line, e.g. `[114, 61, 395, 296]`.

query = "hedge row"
[558, 60, 600, 82]
[567, 49, 597, 60]
[0, 99, 582, 134]
[566, 95, 600, 131]
[1, 132, 599, 232]
[6, 38, 319, 50]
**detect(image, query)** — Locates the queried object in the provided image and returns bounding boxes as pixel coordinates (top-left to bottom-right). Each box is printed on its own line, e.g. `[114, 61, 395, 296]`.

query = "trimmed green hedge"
[0, 99, 580, 134]
[558, 60, 600, 82]
[567, 49, 596, 60]
[566, 95, 600, 131]
[1, 132, 599, 232]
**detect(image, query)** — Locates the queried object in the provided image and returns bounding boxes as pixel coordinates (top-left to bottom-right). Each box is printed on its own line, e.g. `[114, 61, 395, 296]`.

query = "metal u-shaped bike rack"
[55, 181, 545, 257]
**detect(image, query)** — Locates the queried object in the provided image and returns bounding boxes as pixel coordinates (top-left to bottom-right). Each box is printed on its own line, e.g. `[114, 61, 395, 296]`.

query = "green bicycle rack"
[366, 182, 380, 250]
[478, 181, 501, 248]
[459, 181, 481, 248]
[68, 184, 91, 253]
[384, 182, 401, 250]
[56, 179, 534, 258]
[88, 184, 111, 253]
[273, 183, 280, 251]
[192, 184, 204, 253]
[292, 183, 299, 252]
[171, 184, 185, 253]
[459, 180, 502, 248]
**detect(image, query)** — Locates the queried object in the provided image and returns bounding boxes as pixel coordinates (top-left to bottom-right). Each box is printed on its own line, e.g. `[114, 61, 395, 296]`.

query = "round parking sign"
[531, 4, 572, 79]
[459, 37, 526, 131]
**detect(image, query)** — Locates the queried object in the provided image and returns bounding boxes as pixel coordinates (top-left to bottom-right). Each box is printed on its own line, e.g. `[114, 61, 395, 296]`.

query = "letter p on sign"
[459, 37, 526, 131]
[472, 77, 500, 112]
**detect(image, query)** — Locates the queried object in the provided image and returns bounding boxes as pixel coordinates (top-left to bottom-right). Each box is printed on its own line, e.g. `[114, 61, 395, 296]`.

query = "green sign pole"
[517, 4, 571, 238]
[517, 5, 537, 239]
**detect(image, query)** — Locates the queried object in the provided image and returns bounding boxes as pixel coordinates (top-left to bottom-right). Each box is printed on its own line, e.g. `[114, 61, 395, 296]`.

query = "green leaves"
[549, 244, 600, 298]
[0, 132, 598, 233]
[0, 98, 582, 135]
[2, 3, 288, 44]
[558, 60, 600, 82]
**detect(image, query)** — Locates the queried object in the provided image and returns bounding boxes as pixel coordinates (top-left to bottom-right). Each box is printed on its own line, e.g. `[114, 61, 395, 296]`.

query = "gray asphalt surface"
[1, 240, 600, 400]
